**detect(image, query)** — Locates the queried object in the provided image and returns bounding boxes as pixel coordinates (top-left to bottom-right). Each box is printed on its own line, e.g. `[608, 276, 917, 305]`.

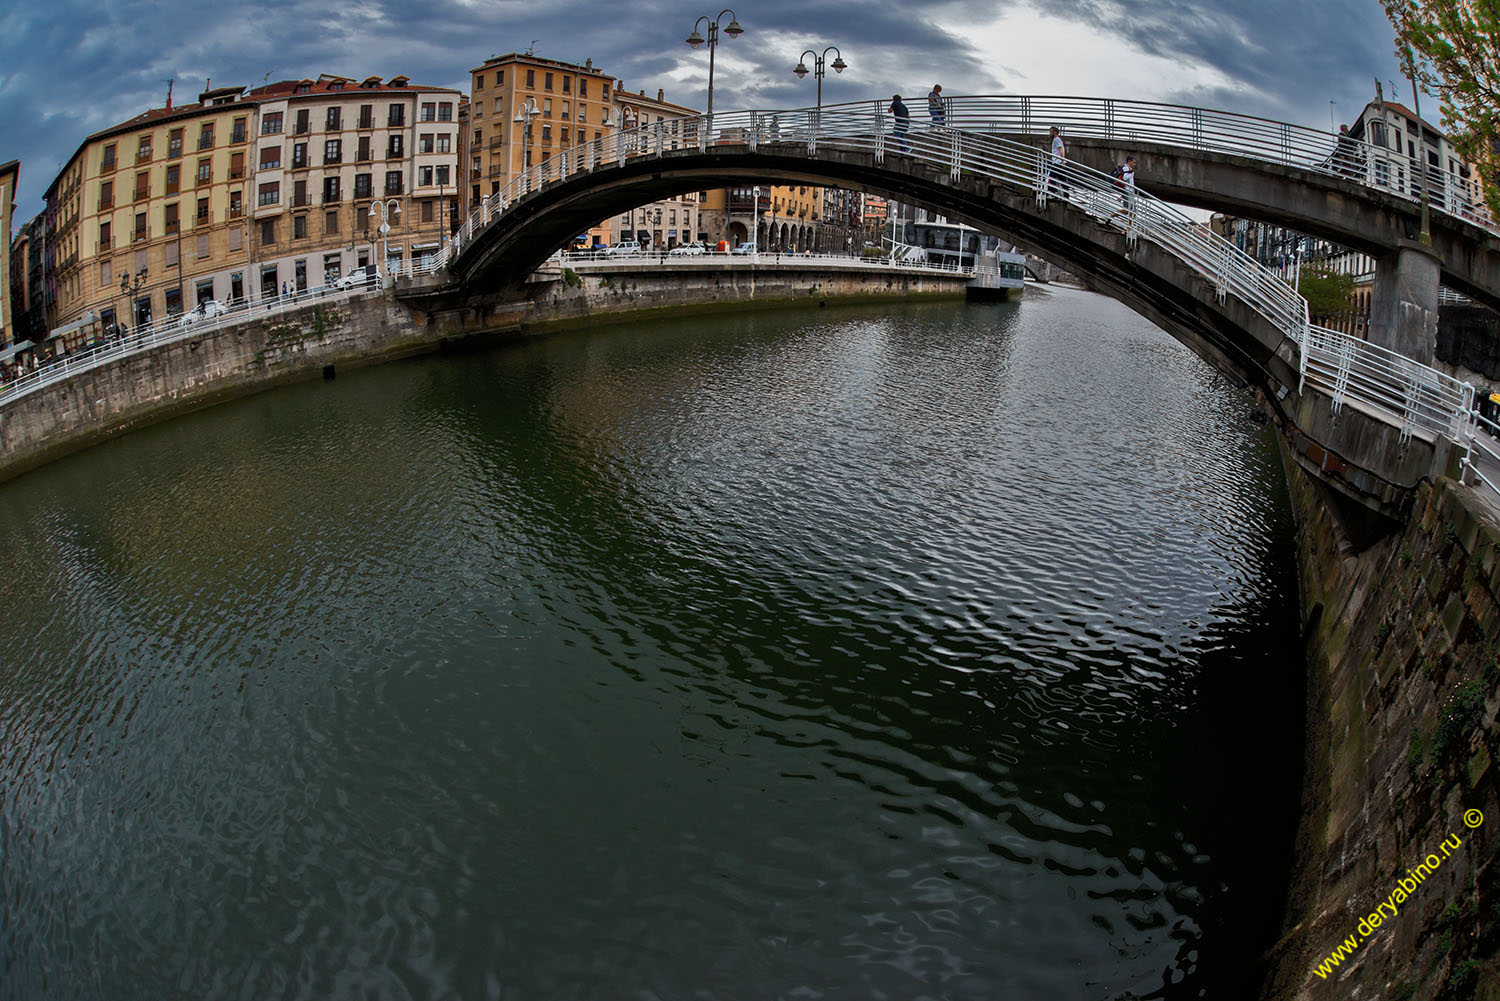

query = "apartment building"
[1346, 81, 1489, 224]
[41, 74, 460, 340]
[244, 74, 460, 294]
[465, 52, 615, 221]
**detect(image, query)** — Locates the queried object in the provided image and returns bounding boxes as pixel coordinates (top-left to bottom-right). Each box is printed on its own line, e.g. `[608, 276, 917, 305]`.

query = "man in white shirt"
[1046, 126, 1067, 198]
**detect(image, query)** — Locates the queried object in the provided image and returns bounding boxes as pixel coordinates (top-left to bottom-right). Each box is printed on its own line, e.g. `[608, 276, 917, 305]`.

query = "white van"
[606, 241, 645, 256]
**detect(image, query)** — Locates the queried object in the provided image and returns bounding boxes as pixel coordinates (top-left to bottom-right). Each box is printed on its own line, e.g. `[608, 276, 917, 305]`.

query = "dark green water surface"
[0, 290, 1303, 999]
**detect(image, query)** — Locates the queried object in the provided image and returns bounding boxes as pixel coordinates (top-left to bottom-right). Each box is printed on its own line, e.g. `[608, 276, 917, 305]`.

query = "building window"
[294, 215, 308, 240]
[134, 172, 150, 200]
[562, 77, 571, 94]
[326, 107, 341, 130]
[168, 128, 184, 158]
[388, 104, 405, 127]
[98, 220, 111, 249]
[562, 101, 570, 121]
[421, 200, 434, 222]
[197, 158, 212, 183]
[260, 219, 276, 245]
[358, 104, 373, 129]
[324, 139, 342, 164]
[136, 137, 152, 161]
[228, 226, 242, 250]
[102, 144, 117, 171]
[387, 134, 404, 158]
[326, 210, 339, 234]
[100, 259, 111, 285]
[232, 116, 247, 143]
[291, 143, 307, 168]
[293, 179, 308, 207]
[421, 102, 436, 121]
[544, 72, 554, 91]
[230, 151, 245, 178]
[385, 171, 403, 195]
[198, 124, 214, 149]
[258, 182, 280, 206]
[196, 234, 209, 258]
[134, 211, 147, 239]
[498, 70, 504, 86]
[98, 180, 113, 210]
[229, 190, 243, 217]
[261, 112, 284, 135]
[197, 196, 210, 222]
[295, 109, 311, 135]
[354, 173, 372, 199]
[259, 146, 281, 169]
[544, 98, 552, 117]
[419, 165, 434, 186]
[165, 164, 180, 195]
[437, 135, 451, 154]
[526, 69, 535, 87]
[439, 102, 453, 121]
[419, 134, 434, 154]
[580, 79, 589, 98]
[541, 124, 551, 142]
[322, 176, 341, 203]
[475, 73, 485, 90]
[602, 82, 610, 100]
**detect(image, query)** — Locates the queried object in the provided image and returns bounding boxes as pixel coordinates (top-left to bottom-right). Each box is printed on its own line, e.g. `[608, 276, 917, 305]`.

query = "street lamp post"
[368, 198, 401, 282]
[685, 8, 745, 132]
[513, 97, 541, 193]
[119, 268, 147, 335]
[792, 46, 846, 132]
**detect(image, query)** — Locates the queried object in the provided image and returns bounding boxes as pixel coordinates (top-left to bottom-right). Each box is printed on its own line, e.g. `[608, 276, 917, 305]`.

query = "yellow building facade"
[44, 75, 460, 338]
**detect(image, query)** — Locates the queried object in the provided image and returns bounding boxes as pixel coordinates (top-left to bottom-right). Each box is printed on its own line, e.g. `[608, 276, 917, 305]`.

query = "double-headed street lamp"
[513, 97, 542, 191]
[118, 267, 147, 333]
[792, 46, 846, 123]
[369, 198, 401, 280]
[685, 8, 744, 128]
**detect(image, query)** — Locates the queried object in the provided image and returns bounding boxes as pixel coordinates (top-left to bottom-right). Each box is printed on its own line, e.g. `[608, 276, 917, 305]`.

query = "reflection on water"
[0, 289, 1302, 999]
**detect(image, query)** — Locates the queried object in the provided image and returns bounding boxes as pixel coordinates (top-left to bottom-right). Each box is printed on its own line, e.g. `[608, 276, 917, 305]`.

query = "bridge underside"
[411, 142, 1458, 523]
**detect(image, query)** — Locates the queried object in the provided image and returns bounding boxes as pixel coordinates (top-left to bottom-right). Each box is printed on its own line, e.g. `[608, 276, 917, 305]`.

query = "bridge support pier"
[1367, 239, 1441, 364]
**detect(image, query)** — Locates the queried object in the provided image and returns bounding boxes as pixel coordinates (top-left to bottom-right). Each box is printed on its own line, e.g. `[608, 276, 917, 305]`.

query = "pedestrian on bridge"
[928, 84, 945, 127]
[1046, 126, 1068, 199]
[890, 95, 910, 152]
[1105, 155, 1137, 227]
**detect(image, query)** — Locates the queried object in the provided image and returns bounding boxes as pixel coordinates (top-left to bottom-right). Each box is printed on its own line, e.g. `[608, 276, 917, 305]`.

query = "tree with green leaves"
[1382, 0, 1500, 219]
[1299, 262, 1358, 323]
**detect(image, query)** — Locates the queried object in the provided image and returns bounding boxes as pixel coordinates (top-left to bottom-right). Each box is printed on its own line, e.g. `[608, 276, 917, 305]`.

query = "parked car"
[731, 242, 758, 255]
[605, 241, 645, 256]
[336, 267, 378, 289]
[668, 243, 706, 256]
[178, 300, 230, 328]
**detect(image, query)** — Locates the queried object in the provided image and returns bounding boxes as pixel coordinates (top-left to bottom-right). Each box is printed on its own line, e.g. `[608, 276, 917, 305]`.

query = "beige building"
[609, 87, 706, 248]
[42, 74, 460, 339]
[244, 74, 461, 294]
[1, 159, 17, 346]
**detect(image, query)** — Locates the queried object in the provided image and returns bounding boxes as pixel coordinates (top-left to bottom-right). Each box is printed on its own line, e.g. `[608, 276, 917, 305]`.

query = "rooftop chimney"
[585, 58, 592, 70]
[657, 88, 664, 102]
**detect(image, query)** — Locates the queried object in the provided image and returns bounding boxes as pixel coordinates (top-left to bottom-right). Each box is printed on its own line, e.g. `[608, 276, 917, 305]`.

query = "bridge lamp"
[513, 97, 542, 188]
[686, 9, 745, 126]
[793, 46, 845, 130]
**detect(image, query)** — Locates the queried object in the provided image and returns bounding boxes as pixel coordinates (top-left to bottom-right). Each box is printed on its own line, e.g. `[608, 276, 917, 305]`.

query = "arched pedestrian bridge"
[401, 96, 1493, 526]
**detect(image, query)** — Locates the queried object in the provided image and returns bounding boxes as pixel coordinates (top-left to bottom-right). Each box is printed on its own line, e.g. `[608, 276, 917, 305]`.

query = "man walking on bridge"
[890, 94, 910, 152]
[1046, 126, 1068, 199]
[928, 84, 945, 127]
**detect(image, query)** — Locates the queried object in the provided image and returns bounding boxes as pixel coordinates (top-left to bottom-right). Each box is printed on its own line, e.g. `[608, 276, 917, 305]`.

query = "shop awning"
[46, 310, 97, 340]
[0, 340, 35, 364]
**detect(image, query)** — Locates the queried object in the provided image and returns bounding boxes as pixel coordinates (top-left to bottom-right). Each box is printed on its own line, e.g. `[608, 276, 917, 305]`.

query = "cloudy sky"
[2, 0, 1415, 223]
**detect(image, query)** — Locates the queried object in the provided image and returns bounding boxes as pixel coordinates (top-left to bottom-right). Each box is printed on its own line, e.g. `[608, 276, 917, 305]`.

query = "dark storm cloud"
[0, 0, 1403, 222]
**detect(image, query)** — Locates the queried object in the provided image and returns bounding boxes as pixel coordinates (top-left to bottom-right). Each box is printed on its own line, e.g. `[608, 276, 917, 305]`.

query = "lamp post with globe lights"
[792, 46, 846, 133]
[685, 9, 744, 134]
[368, 199, 401, 282]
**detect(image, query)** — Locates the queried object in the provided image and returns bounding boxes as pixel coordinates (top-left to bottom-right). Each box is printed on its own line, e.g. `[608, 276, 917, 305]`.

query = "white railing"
[558, 248, 984, 275]
[1461, 412, 1500, 495]
[0, 280, 379, 409]
[933, 95, 1497, 235]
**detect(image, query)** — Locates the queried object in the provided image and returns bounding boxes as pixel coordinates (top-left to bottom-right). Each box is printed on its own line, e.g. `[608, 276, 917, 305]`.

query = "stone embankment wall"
[1265, 466, 1500, 1001]
[0, 268, 967, 483]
